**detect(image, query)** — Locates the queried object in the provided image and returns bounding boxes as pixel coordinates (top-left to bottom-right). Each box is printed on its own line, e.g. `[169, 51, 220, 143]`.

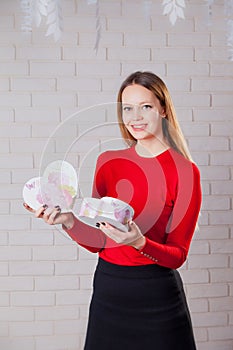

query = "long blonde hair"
[117, 71, 192, 161]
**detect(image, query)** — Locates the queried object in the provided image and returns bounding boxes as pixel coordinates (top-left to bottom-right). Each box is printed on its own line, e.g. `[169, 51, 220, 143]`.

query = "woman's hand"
[97, 220, 146, 250]
[23, 203, 75, 229]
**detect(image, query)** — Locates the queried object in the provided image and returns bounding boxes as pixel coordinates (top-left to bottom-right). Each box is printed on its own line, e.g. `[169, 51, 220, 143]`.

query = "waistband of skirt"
[96, 258, 173, 279]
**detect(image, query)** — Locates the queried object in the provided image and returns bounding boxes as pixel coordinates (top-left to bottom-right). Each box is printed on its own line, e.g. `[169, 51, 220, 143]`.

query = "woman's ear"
[158, 104, 166, 117]
[160, 109, 166, 118]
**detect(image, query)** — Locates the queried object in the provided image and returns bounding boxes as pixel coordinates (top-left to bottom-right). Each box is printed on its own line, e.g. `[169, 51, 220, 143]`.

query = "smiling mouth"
[131, 124, 147, 131]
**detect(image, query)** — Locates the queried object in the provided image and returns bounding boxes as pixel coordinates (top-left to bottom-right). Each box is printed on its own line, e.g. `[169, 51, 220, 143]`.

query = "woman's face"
[121, 84, 165, 143]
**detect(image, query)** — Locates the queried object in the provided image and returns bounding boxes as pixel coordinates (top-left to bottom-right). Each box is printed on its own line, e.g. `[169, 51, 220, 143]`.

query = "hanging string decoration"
[162, 0, 186, 25]
[205, 0, 215, 26]
[20, 0, 233, 61]
[224, 0, 233, 60]
[20, 0, 33, 31]
[143, 0, 153, 19]
[20, 0, 63, 41]
[206, 0, 233, 60]
[45, 0, 63, 41]
[87, 0, 101, 53]
[34, 0, 48, 27]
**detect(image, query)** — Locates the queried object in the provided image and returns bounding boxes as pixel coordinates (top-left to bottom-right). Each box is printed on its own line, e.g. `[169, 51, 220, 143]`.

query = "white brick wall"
[0, 0, 232, 349]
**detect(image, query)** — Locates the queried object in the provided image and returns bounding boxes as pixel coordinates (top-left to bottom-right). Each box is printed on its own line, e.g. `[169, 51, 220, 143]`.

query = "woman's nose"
[131, 106, 143, 120]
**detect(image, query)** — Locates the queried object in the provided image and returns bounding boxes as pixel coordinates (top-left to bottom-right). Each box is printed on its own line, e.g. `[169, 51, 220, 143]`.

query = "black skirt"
[84, 258, 196, 350]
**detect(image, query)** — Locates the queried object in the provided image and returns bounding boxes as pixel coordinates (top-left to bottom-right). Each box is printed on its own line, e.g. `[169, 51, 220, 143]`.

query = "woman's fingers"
[44, 206, 61, 225]
[35, 204, 48, 218]
[24, 203, 60, 223]
[98, 222, 124, 243]
[23, 202, 74, 228]
[97, 220, 143, 246]
[23, 203, 35, 213]
[23, 203, 47, 219]
[127, 220, 139, 232]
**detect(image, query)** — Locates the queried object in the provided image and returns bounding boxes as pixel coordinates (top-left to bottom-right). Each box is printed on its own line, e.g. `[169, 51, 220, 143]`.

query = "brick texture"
[0, 1, 233, 349]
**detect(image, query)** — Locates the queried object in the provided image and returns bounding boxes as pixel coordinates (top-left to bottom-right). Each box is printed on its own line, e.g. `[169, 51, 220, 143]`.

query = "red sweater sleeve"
[62, 154, 106, 253]
[138, 163, 202, 269]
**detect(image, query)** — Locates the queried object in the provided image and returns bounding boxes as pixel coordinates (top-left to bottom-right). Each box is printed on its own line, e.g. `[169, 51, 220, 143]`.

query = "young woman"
[24, 71, 202, 350]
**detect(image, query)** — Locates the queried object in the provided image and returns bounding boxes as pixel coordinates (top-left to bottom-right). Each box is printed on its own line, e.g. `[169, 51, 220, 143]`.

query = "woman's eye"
[142, 104, 152, 110]
[123, 106, 132, 112]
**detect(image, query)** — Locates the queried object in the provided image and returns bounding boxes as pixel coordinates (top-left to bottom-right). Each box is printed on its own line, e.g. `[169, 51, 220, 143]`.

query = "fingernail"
[55, 205, 60, 209]
[43, 204, 48, 209]
[96, 222, 100, 228]
[101, 222, 106, 226]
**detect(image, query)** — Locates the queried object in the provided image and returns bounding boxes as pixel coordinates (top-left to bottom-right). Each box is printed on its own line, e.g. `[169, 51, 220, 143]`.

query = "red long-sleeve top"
[63, 146, 202, 269]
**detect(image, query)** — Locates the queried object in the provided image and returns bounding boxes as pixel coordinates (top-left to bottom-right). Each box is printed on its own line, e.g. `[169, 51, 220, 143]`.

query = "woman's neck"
[135, 138, 169, 158]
